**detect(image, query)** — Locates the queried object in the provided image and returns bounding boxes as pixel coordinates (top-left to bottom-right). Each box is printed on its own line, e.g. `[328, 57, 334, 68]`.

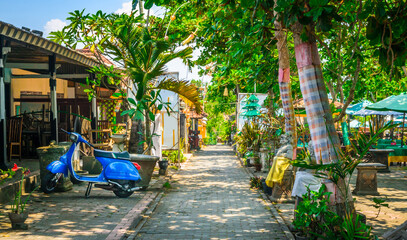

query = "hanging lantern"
[223, 87, 229, 97]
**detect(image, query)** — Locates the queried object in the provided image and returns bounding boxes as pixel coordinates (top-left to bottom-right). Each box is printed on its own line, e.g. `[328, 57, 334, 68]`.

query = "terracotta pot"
[8, 212, 28, 224]
[254, 163, 262, 172]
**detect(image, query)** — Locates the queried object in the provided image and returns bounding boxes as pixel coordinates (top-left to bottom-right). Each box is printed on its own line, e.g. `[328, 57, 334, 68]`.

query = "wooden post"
[0, 36, 8, 170]
[90, 73, 97, 141]
[49, 54, 58, 143]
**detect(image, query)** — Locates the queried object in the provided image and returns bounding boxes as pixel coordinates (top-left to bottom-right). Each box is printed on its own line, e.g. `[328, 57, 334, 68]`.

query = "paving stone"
[0, 178, 152, 239]
[136, 145, 288, 239]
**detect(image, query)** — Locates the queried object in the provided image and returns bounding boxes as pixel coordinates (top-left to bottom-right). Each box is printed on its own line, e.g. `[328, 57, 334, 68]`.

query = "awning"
[0, 21, 100, 84]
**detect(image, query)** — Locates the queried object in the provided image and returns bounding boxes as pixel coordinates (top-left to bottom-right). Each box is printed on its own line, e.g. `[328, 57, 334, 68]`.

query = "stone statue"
[307, 140, 316, 164]
[275, 132, 294, 160]
[265, 132, 294, 188]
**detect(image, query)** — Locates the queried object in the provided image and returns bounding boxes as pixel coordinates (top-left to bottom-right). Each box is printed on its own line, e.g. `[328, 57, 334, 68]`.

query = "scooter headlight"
[70, 134, 78, 142]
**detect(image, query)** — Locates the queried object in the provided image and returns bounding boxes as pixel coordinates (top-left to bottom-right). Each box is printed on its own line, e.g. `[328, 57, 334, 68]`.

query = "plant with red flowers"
[0, 164, 38, 214]
[0, 163, 18, 184]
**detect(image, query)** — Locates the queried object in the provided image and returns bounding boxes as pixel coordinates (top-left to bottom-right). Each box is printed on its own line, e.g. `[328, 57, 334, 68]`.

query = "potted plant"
[261, 178, 272, 195]
[1, 164, 38, 229]
[158, 157, 169, 175]
[245, 151, 253, 167]
[249, 176, 263, 189]
[293, 185, 341, 240]
[253, 154, 262, 172]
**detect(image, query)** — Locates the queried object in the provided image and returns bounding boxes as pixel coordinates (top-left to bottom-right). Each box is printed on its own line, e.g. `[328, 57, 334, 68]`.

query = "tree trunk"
[145, 110, 152, 155]
[129, 119, 145, 154]
[274, 12, 297, 150]
[291, 22, 341, 164]
[291, 22, 353, 212]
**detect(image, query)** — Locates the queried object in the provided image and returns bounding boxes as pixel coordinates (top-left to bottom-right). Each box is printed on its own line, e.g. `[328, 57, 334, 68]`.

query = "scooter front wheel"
[41, 172, 61, 193]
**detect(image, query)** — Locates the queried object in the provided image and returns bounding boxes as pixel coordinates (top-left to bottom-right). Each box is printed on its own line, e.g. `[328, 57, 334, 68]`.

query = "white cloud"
[115, 1, 166, 17]
[115, 1, 132, 15]
[44, 19, 66, 36]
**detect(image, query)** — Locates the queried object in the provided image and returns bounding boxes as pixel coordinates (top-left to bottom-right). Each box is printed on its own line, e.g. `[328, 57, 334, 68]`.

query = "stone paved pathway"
[0, 179, 157, 240]
[136, 145, 288, 240]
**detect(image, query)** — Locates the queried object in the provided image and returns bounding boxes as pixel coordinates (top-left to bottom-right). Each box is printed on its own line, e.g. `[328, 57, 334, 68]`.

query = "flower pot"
[158, 160, 169, 170]
[295, 232, 309, 240]
[158, 160, 169, 176]
[129, 154, 159, 190]
[246, 158, 252, 167]
[254, 163, 262, 172]
[82, 156, 103, 174]
[37, 142, 73, 192]
[8, 212, 28, 229]
[261, 179, 272, 195]
[252, 155, 261, 171]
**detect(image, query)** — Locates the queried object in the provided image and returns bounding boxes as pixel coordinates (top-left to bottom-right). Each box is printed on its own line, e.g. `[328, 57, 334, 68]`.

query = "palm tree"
[50, 11, 202, 153]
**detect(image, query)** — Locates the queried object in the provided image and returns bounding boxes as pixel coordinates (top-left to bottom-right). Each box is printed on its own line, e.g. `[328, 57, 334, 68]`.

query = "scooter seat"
[94, 149, 130, 160]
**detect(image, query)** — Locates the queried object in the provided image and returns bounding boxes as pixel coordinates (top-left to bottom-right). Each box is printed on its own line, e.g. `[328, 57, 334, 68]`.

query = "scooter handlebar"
[60, 128, 95, 149]
[61, 129, 69, 134]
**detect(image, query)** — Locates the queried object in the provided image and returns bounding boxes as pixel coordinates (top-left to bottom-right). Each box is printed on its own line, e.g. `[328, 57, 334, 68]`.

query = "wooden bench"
[383, 220, 407, 240]
[353, 163, 386, 196]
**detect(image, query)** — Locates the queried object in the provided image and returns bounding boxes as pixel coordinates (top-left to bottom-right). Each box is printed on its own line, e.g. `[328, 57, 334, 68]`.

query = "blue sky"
[0, 0, 207, 82]
[0, 0, 130, 35]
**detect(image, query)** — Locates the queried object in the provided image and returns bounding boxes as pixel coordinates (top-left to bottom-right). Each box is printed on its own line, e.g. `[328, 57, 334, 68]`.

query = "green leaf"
[132, 0, 139, 10]
[144, 0, 154, 9]
[128, 97, 137, 106]
[121, 109, 136, 116]
[149, 111, 155, 121]
[135, 110, 144, 120]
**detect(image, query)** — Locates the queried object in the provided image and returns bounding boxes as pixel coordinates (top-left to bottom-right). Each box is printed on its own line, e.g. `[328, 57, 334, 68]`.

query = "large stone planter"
[82, 156, 103, 174]
[129, 154, 159, 190]
[36, 142, 73, 192]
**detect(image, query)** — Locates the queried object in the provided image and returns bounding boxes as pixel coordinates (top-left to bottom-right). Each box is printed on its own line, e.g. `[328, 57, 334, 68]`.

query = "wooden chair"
[88, 120, 112, 150]
[89, 129, 112, 150]
[7, 117, 23, 161]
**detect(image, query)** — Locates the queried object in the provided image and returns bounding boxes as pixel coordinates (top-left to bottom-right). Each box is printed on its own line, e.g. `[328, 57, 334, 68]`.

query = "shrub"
[249, 176, 263, 190]
[162, 149, 187, 163]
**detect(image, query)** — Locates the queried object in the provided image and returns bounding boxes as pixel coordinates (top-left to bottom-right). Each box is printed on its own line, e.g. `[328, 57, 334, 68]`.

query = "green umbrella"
[346, 100, 372, 115]
[365, 94, 407, 112]
[366, 93, 407, 146]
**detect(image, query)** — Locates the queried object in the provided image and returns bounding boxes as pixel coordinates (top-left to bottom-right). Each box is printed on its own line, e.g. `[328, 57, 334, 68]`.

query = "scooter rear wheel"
[113, 180, 135, 198]
[41, 172, 60, 193]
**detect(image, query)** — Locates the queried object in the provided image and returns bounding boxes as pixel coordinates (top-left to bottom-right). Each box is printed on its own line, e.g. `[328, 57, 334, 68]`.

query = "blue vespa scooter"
[41, 130, 142, 198]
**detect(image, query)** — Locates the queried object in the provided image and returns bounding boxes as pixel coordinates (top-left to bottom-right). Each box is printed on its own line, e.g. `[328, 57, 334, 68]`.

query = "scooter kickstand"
[85, 182, 93, 198]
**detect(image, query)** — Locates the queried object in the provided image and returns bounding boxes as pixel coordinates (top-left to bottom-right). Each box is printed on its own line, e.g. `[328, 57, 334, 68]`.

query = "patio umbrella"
[349, 119, 361, 128]
[352, 109, 403, 116]
[346, 100, 372, 115]
[366, 93, 407, 146]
